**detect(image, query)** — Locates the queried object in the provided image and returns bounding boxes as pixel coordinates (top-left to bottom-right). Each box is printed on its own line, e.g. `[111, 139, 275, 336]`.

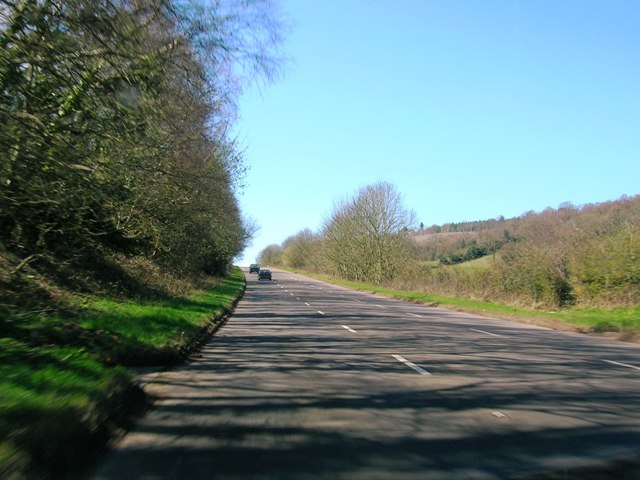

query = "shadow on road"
[91, 275, 640, 479]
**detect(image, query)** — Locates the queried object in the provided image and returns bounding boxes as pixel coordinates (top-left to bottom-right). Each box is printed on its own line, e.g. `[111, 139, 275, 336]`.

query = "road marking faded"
[341, 325, 357, 333]
[392, 354, 431, 376]
[603, 359, 640, 371]
[410, 313, 423, 318]
[469, 328, 503, 337]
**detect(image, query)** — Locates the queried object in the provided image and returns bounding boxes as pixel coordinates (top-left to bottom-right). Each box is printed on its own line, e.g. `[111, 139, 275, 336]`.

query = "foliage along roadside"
[0, 267, 246, 480]
[1, 0, 284, 286]
[261, 188, 640, 310]
[281, 268, 640, 343]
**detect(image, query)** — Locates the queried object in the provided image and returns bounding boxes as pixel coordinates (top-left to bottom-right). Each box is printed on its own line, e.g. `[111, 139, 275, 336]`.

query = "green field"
[449, 254, 497, 272]
[0, 267, 246, 479]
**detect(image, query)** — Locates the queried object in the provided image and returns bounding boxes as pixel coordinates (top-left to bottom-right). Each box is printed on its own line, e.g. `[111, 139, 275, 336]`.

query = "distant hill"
[408, 195, 640, 307]
[411, 196, 639, 265]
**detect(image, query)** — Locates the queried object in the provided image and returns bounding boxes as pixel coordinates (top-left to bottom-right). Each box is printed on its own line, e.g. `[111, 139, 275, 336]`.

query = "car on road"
[258, 269, 272, 281]
[249, 264, 260, 274]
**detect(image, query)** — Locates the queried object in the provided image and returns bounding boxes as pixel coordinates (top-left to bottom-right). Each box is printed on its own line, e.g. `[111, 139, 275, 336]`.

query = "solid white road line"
[469, 328, 503, 337]
[603, 359, 640, 371]
[392, 354, 431, 376]
[341, 325, 358, 333]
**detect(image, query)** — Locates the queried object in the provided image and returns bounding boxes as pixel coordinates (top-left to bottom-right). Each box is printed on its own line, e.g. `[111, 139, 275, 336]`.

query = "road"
[91, 268, 640, 479]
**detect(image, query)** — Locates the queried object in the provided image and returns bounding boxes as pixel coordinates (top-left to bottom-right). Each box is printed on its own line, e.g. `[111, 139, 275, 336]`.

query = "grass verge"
[0, 266, 246, 479]
[283, 268, 640, 342]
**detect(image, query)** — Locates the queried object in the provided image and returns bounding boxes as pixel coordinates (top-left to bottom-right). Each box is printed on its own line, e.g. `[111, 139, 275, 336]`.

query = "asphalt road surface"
[91, 268, 640, 479]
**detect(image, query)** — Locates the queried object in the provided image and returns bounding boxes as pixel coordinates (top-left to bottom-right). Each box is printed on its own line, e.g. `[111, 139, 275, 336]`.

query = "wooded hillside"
[408, 196, 640, 307]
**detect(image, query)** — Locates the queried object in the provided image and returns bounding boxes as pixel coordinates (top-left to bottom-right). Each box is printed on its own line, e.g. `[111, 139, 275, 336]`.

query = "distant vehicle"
[258, 269, 272, 281]
[249, 264, 260, 274]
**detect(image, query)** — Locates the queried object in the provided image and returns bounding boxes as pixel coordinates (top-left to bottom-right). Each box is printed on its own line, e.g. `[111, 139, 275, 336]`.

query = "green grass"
[546, 307, 640, 333]
[80, 267, 245, 364]
[0, 338, 129, 478]
[0, 266, 246, 479]
[284, 268, 640, 340]
[88, 266, 244, 345]
[449, 255, 496, 272]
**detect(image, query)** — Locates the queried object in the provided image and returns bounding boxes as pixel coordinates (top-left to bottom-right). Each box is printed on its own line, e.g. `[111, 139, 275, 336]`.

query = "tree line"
[1, 0, 283, 291]
[259, 182, 416, 284]
[259, 185, 639, 309]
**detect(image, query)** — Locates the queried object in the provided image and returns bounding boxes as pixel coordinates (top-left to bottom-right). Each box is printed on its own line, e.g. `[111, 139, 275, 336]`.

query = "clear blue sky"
[234, 0, 640, 265]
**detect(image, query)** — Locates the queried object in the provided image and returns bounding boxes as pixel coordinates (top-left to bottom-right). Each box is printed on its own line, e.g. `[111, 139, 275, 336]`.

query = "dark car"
[249, 263, 260, 274]
[258, 269, 272, 281]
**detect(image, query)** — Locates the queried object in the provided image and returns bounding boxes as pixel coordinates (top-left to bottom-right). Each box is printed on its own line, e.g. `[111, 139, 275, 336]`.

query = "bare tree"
[282, 228, 318, 269]
[257, 244, 283, 266]
[322, 182, 415, 283]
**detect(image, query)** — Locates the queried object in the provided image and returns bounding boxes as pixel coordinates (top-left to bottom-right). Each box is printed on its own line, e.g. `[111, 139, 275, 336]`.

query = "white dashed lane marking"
[469, 328, 503, 337]
[603, 360, 640, 371]
[341, 325, 358, 334]
[392, 355, 431, 376]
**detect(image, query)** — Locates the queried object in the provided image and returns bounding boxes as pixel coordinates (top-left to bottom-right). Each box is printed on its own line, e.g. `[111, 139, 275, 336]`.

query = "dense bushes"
[570, 224, 640, 305]
[1, 0, 282, 288]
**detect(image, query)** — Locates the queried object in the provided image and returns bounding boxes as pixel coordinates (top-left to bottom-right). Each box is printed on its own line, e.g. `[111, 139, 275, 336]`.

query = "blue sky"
[234, 0, 640, 265]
